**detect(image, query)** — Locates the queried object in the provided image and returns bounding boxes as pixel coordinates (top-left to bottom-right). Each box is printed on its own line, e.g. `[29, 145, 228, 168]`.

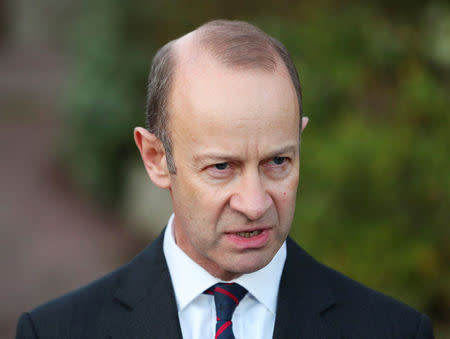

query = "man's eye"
[214, 162, 229, 170]
[271, 156, 286, 165]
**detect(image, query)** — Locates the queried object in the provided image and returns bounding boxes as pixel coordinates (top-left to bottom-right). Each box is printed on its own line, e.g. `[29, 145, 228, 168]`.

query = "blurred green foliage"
[62, 0, 450, 329]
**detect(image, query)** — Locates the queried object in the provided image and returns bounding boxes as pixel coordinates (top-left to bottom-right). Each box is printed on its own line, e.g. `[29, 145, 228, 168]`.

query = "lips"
[225, 228, 271, 248]
[226, 226, 270, 235]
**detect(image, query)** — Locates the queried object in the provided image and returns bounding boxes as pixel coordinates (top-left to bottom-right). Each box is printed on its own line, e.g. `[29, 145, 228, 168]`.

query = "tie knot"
[205, 283, 247, 321]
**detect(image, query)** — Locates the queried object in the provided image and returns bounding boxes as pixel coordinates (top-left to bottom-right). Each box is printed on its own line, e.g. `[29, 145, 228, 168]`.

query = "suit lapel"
[97, 232, 339, 338]
[98, 231, 183, 339]
[273, 238, 339, 339]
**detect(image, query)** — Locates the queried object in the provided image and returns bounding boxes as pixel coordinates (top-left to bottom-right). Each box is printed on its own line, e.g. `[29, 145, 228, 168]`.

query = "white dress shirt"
[163, 214, 287, 339]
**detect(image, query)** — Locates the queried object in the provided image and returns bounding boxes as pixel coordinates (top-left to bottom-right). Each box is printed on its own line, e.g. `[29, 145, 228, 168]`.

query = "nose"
[229, 170, 273, 221]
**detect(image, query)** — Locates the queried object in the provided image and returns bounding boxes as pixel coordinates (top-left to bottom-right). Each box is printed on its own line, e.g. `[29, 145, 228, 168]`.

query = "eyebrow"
[194, 144, 298, 163]
[263, 145, 298, 159]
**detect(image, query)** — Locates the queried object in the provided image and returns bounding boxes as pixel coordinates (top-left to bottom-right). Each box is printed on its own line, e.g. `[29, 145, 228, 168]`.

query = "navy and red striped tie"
[204, 283, 247, 339]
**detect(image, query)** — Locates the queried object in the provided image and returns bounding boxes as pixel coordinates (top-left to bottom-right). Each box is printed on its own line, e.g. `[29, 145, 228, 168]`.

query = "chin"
[230, 254, 272, 274]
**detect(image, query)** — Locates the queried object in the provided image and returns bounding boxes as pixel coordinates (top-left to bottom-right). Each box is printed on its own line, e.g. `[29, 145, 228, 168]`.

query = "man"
[16, 20, 433, 338]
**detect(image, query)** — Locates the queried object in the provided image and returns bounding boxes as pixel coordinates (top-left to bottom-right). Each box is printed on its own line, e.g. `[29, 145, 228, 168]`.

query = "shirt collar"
[163, 213, 286, 315]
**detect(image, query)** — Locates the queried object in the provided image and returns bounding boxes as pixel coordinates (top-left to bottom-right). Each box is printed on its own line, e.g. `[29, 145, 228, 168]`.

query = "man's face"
[167, 53, 300, 280]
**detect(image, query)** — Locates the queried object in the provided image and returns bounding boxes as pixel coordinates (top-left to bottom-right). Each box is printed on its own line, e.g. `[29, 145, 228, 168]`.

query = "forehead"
[173, 34, 296, 100]
[167, 38, 299, 156]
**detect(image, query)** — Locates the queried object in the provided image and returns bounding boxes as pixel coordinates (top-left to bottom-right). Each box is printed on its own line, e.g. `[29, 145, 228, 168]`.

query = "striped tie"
[204, 283, 248, 339]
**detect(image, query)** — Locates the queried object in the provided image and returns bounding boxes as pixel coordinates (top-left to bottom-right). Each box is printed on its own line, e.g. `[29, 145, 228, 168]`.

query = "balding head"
[145, 20, 303, 173]
[195, 20, 278, 72]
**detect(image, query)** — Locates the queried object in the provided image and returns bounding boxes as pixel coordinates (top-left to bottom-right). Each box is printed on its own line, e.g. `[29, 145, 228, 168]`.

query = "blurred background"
[1, 0, 449, 337]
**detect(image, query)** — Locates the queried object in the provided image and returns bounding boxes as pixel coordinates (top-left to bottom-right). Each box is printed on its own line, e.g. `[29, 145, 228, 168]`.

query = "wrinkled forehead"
[167, 35, 299, 139]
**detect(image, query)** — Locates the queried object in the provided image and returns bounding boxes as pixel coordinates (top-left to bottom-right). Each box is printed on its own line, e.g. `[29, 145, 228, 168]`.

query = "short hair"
[145, 19, 303, 174]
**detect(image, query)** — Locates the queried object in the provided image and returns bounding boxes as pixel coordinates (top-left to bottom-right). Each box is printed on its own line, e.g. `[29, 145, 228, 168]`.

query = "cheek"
[278, 176, 299, 199]
[280, 191, 289, 203]
[185, 182, 231, 224]
[279, 191, 296, 206]
[273, 178, 298, 215]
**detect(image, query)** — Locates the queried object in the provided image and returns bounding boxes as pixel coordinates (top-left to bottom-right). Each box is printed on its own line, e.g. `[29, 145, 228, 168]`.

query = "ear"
[134, 127, 171, 189]
[301, 116, 309, 133]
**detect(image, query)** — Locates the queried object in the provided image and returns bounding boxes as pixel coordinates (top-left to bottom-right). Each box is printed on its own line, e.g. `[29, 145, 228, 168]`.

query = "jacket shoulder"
[285, 238, 434, 338]
[16, 233, 166, 339]
[16, 264, 126, 339]
[325, 264, 433, 338]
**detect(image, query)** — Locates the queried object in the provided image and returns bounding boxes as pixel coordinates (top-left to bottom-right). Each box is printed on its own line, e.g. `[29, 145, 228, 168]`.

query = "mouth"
[225, 228, 271, 248]
[235, 230, 263, 238]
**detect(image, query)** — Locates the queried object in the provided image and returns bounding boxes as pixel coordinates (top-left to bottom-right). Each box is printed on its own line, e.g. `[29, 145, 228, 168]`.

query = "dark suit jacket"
[16, 232, 434, 338]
